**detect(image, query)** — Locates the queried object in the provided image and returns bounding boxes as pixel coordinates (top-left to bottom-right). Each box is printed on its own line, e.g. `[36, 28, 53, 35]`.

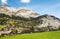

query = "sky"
[0, 0, 60, 18]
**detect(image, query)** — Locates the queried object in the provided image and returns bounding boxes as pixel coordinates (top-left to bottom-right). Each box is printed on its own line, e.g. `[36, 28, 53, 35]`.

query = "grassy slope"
[0, 30, 60, 39]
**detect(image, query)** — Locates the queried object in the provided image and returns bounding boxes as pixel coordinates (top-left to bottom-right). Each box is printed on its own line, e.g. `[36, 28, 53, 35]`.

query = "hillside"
[0, 30, 60, 39]
[0, 5, 60, 36]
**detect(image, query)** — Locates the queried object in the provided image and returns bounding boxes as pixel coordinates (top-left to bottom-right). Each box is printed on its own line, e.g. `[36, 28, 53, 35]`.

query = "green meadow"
[0, 30, 60, 39]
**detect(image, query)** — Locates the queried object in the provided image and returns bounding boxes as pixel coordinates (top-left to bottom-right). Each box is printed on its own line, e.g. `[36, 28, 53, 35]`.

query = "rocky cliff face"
[14, 7, 39, 18]
[0, 5, 39, 18]
[35, 14, 60, 31]
[0, 5, 60, 33]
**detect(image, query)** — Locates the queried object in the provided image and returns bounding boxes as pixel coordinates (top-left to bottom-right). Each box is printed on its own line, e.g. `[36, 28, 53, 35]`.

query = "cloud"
[20, 0, 30, 3]
[1, 0, 7, 4]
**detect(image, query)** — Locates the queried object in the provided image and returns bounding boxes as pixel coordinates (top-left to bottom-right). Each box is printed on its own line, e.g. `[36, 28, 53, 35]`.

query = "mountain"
[35, 14, 60, 31]
[0, 5, 39, 18]
[0, 5, 60, 35]
[0, 5, 12, 16]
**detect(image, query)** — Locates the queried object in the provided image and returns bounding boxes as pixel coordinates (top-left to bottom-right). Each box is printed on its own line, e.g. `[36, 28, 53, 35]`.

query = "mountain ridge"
[0, 5, 60, 35]
[0, 5, 40, 18]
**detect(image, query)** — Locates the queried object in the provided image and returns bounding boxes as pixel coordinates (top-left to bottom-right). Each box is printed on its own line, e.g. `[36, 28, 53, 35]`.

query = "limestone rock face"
[14, 7, 39, 18]
[36, 14, 60, 30]
[0, 5, 60, 31]
[0, 6, 39, 18]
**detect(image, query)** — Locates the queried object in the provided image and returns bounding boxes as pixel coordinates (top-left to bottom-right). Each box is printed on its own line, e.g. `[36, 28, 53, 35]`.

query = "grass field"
[0, 30, 60, 39]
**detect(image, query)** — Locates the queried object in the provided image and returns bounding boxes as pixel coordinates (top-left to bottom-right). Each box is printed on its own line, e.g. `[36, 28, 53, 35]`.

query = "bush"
[39, 27, 49, 32]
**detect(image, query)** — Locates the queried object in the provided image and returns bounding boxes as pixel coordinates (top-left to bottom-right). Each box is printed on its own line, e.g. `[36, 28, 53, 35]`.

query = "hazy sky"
[0, 0, 60, 18]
